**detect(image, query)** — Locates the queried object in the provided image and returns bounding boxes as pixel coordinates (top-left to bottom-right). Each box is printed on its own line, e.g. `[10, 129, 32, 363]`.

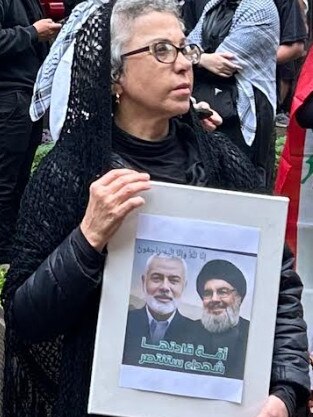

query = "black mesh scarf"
[1, 2, 260, 416]
[2, 3, 113, 416]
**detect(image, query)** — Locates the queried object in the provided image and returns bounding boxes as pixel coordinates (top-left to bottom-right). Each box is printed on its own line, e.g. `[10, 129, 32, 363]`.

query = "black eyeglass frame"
[203, 288, 237, 300]
[121, 41, 202, 64]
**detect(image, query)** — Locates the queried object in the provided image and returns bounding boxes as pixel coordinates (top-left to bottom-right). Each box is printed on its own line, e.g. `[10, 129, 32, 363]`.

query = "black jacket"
[0, 0, 48, 91]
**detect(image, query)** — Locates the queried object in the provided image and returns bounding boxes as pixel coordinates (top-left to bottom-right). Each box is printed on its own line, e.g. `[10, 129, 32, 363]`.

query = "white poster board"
[88, 182, 289, 417]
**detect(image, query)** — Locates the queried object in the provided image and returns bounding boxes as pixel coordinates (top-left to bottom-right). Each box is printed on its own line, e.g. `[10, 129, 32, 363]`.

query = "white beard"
[201, 297, 241, 333]
[145, 293, 179, 316]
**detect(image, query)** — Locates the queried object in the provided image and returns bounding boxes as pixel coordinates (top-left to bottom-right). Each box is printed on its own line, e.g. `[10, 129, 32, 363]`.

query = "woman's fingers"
[94, 169, 150, 195]
[93, 168, 139, 186]
[116, 196, 146, 219]
[81, 169, 151, 251]
[93, 168, 150, 186]
[106, 178, 151, 208]
[109, 171, 150, 195]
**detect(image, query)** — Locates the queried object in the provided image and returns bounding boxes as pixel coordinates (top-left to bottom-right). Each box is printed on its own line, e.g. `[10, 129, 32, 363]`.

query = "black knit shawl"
[1, 4, 260, 416]
[2, 5, 113, 416]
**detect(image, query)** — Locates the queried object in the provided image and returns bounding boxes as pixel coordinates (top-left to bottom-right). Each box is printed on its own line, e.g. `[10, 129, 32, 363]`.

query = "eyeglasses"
[121, 41, 202, 65]
[203, 288, 236, 300]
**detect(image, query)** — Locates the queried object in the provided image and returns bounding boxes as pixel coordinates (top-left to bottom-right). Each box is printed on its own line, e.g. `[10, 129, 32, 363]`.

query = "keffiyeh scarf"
[188, 0, 280, 146]
[30, 0, 109, 122]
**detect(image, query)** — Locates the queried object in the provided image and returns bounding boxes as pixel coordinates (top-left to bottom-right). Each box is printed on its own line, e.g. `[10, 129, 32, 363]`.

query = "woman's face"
[117, 12, 193, 120]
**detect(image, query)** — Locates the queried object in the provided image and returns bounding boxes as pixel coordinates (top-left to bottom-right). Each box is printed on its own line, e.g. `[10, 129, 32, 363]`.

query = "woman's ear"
[111, 82, 123, 105]
[112, 82, 123, 96]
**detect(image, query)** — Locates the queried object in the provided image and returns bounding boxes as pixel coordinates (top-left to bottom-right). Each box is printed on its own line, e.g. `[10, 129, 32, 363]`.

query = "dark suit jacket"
[122, 307, 197, 368]
[193, 317, 250, 380]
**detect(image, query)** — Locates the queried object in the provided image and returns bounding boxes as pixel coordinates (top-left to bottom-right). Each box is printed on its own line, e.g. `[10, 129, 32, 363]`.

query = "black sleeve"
[274, 0, 307, 44]
[181, 0, 198, 35]
[270, 245, 311, 414]
[296, 93, 313, 129]
[210, 132, 265, 192]
[12, 227, 106, 342]
[63, 0, 84, 17]
[181, 0, 209, 34]
[0, 0, 39, 57]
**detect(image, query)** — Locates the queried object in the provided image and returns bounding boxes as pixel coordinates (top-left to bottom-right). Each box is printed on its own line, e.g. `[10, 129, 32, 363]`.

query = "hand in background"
[200, 52, 242, 77]
[33, 19, 62, 42]
[192, 100, 223, 132]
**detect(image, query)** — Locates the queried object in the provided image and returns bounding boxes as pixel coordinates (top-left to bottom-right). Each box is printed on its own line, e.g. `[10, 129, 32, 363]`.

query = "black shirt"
[112, 119, 209, 186]
[0, 0, 48, 92]
[296, 93, 313, 129]
[274, 0, 306, 44]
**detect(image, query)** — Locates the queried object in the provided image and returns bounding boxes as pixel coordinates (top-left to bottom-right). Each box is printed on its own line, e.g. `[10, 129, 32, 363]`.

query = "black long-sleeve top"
[296, 93, 313, 129]
[0, 0, 48, 92]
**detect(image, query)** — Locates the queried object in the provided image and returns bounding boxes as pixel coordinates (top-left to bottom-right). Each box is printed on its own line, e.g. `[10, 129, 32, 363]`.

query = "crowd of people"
[0, 0, 312, 415]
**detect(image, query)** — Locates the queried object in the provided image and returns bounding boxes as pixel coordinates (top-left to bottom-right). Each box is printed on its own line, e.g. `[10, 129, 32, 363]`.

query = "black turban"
[196, 259, 247, 300]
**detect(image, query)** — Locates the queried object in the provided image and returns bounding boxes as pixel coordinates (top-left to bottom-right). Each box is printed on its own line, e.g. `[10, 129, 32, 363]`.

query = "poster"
[120, 214, 259, 403]
[88, 182, 288, 417]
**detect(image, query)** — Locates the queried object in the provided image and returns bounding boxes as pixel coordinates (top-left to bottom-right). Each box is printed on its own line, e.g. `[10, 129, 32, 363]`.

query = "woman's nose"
[175, 51, 193, 70]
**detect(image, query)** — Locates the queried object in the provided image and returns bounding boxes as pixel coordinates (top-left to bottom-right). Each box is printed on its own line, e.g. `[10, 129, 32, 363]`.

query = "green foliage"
[0, 266, 7, 297]
[275, 135, 286, 169]
[31, 143, 54, 173]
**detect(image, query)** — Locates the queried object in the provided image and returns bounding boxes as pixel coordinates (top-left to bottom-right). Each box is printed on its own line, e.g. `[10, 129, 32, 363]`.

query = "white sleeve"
[49, 40, 75, 142]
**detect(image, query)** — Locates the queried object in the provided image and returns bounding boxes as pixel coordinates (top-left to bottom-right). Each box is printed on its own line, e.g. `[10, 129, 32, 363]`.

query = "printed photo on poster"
[119, 214, 260, 403]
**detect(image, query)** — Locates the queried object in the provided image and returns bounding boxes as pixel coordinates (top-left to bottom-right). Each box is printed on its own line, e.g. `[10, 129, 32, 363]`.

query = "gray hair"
[144, 253, 188, 280]
[111, 0, 183, 81]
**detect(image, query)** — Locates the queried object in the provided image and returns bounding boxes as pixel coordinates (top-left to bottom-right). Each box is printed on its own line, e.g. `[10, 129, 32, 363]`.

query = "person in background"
[275, 0, 307, 129]
[183, 0, 279, 189]
[182, 0, 307, 189]
[0, 0, 61, 265]
[2, 1, 309, 416]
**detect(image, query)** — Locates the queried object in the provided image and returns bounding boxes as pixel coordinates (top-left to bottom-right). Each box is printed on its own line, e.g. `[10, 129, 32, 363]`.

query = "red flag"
[275, 47, 313, 255]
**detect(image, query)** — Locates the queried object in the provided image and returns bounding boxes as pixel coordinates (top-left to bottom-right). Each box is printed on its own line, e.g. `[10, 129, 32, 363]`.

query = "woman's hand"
[256, 395, 288, 417]
[193, 100, 223, 132]
[200, 52, 242, 77]
[80, 169, 151, 252]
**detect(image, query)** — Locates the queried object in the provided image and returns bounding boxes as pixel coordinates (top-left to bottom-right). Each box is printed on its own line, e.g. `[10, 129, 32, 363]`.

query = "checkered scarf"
[30, 0, 109, 122]
[188, 0, 279, 146]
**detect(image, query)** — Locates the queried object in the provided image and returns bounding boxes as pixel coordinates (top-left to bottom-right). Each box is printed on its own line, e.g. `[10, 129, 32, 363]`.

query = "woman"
[2, 0, 309, 416]
[183, 0, 280, 185]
